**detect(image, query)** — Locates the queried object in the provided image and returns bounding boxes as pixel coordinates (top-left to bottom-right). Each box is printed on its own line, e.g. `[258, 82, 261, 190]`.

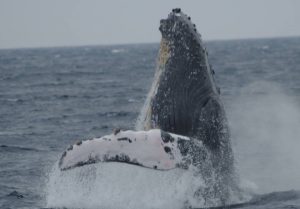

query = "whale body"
[58, 8, 238, 205]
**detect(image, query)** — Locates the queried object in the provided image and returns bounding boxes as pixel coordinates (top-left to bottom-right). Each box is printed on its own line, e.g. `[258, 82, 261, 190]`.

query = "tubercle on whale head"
[159, 8, 202, 49]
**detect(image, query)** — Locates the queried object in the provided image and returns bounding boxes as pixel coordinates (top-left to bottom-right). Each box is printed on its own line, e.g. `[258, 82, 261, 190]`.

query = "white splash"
[228, 81, 300, 194]
[46, 163, 205, 209]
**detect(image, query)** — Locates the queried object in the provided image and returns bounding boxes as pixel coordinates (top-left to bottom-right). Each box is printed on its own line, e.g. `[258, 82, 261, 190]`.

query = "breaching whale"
[58, 8, 237, 205]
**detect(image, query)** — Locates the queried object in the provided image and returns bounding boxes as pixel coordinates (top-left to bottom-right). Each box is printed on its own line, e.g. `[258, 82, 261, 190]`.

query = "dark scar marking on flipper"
[58, 151, 67, 167]
[113, 128, 121, 135]
[62, 151, 67, 157]
[177, 137, 186, 141]
[177, 140, 189, 156]
[164, 146, 171, 153]
[117, 137, 132, 143]
[102, 137, 111, 141]
[67, 145, 73, 151]
[161, 131, 175, 143]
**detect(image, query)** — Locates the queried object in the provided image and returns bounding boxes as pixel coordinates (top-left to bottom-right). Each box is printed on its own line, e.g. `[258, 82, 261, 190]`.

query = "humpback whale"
[58, 8, 237, 206]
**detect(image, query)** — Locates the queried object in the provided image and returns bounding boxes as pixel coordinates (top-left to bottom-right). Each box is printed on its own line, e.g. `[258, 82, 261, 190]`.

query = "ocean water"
[0, 37, 300, 209]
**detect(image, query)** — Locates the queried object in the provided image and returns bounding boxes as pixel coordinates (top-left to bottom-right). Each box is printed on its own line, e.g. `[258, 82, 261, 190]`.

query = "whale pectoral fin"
[59, 130, 180, 171]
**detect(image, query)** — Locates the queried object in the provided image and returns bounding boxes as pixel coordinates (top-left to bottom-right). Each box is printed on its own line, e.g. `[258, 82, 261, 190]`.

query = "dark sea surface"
[0, 37, 300, 209]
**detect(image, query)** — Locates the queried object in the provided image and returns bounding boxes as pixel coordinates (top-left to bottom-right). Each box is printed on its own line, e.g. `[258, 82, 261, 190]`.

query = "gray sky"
[0, 0, 299, 49]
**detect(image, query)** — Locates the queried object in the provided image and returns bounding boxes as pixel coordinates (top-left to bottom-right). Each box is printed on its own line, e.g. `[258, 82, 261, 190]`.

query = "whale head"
[159, 8, 201, 51]
[139, 9, 220, 138]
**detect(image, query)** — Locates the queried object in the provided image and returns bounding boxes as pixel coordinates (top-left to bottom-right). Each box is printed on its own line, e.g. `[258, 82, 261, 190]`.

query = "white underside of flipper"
[59, 129, 191, 171]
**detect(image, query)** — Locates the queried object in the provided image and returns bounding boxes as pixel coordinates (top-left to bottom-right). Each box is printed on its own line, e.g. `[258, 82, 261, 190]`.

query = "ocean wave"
[0, 145, 41, 152]
[6, 191, 24, 199]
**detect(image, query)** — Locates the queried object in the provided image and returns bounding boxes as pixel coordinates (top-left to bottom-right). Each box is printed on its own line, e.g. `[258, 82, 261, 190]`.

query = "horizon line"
[0, 34, 299, 51]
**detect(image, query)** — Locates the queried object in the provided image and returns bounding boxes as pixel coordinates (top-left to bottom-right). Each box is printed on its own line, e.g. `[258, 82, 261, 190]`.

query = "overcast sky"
[0, 0, 299, 49]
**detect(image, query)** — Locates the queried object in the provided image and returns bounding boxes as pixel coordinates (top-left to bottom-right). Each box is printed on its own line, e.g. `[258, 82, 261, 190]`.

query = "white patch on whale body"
[59, 129, 190, 171]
